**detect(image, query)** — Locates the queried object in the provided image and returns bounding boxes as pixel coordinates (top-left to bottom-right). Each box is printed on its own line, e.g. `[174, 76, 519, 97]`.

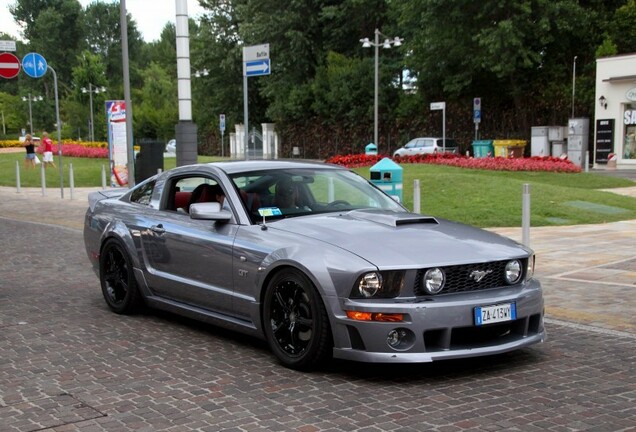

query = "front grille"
[414, 259, 526, 296]
[423, 313, 542, 352]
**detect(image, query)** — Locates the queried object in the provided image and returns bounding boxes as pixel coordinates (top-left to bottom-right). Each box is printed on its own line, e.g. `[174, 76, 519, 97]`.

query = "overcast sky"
[1, 0, 206, 43]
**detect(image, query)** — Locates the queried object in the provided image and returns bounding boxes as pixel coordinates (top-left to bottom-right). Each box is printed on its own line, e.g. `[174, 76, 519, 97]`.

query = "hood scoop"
[349, 210, 438, 227]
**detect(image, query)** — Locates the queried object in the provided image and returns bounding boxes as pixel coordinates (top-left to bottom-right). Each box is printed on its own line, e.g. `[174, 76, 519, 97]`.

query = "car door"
[139, 178, 238, 315]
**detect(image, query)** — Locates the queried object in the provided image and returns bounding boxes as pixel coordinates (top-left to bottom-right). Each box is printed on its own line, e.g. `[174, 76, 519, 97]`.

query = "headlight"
[358, 272, 382, 298]
[423, 268, 445, 294]
[352, 271, 404, 298]
[504, 260, 522, 284]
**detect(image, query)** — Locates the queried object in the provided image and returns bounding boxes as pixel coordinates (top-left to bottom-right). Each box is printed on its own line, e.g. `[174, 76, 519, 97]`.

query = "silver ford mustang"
[84, 160, 545, 370]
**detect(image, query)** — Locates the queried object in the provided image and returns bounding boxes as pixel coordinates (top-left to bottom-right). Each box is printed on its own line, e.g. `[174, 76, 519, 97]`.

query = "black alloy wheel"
[263, 269, 332, 370]
[99, 238, 143, 314]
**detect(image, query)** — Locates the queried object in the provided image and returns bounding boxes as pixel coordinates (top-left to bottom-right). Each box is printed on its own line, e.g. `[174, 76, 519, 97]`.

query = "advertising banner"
[106, 100, 128, 186]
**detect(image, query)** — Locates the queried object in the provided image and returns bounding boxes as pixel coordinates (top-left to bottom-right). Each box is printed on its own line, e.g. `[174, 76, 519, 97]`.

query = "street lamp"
[81, 83, 106, 142]
[360, 28, 403, 147]
[21, 93, 44, 135]
[193, 68, 209, 78]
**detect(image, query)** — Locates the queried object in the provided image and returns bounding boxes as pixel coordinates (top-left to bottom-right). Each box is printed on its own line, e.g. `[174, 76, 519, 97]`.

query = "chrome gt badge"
[470, 269, 492, 282]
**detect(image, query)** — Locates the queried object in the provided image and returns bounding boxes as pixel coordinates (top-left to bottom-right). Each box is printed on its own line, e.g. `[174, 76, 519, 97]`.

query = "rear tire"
[263, 269, 332, 370]
[99, 238, 143, 314]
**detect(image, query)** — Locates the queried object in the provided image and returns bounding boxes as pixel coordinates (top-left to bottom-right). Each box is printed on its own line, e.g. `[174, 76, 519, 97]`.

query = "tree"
[134, 62, 178, 141]
[83, 1, 145, 91]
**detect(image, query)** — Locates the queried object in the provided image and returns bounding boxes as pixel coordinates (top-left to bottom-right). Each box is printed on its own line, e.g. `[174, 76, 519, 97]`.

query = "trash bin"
[365, 143, 378, 155]
[493, 140, 527, 158]
[369, 157, 403, 202]
[135, 139, 164, 183]
[471, 140, 494, 158]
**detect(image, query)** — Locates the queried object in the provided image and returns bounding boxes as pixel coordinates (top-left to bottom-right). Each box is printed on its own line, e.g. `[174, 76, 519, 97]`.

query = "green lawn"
[1, 153, 635, 227]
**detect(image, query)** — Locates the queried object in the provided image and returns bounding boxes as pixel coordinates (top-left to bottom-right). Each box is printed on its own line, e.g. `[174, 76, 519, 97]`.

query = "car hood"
[270, 210, 530, 268]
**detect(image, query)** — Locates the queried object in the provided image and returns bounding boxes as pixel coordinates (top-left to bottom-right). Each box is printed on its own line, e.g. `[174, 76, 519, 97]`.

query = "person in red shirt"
[42, 132, 56, 168]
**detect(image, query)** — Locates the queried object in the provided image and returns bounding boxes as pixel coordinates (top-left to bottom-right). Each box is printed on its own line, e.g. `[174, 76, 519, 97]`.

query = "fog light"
[386, 328, 415, 351]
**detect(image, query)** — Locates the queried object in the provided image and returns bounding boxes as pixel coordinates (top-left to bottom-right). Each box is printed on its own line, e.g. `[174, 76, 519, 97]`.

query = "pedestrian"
[22, 134, 38, 169]
[41, 132, 56, 168]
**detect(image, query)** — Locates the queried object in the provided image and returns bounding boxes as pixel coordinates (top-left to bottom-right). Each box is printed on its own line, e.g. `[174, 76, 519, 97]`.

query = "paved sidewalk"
[1, 185, 635, 333]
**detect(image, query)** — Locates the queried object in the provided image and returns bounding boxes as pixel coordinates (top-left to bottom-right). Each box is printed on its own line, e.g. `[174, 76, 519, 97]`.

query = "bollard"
[101, 164, 107, 189]
[585, 151, 589, 173]
[40, 162, 46, 196]
[522, 184, 531, 247]
[15, 161, 21, 193]
[413, 179, 421, 214]
[69, 163, 75, 200]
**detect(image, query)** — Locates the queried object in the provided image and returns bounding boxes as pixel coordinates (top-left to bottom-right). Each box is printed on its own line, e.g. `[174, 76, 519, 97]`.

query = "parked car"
[393, 137, 458, 157]
[84, 160, 545, 370]
[165, 139, 176, 153]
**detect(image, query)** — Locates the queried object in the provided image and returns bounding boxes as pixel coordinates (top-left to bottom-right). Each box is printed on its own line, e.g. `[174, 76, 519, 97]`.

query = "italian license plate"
[474, 303, 516, 326]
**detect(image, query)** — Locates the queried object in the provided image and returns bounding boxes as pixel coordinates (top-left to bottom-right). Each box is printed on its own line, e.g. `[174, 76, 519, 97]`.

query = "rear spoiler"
[87, 189, 127, 212]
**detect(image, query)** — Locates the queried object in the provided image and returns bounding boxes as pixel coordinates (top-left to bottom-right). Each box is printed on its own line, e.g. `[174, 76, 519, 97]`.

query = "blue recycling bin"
[365, 143, 378, 155]
[369, 157, 403, 202]
[472, 140, 494, 158]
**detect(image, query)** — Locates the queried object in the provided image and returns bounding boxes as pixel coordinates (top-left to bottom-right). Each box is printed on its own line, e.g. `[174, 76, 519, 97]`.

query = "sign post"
[219, 114, 225, 157]
[473, 97, 481, 140]
[430, 101, 446, 151]
[242, 44, 270, 159]
[0, 52, 20, 79]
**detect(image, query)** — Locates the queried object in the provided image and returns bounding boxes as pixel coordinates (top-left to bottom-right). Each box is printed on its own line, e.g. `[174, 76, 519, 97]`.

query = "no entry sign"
[0, 52, 20, 79]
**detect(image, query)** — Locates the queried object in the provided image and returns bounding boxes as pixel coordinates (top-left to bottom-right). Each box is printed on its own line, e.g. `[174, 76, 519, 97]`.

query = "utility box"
[567, 118, 589, 168]
[552, 141, 567, 157]
[472, 140, 494, 158]
[135, 139, 164, 184]
[365, 143, 378, 155]
[370, 157, 403, 202]
[548, 126, 567, 141]
[531, 127, 550, 156]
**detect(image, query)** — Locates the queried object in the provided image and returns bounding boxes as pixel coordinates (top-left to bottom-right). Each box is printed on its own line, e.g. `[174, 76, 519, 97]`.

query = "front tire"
[99, 238, 143, 314]
[263, 269, 332, 370]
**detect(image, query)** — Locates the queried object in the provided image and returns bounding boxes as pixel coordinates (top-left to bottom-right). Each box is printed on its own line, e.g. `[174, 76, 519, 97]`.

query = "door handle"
[150, 224, 166, 234]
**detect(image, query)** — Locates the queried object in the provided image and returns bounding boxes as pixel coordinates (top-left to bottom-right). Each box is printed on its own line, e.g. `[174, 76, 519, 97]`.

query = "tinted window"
[130, 180, 155, 206]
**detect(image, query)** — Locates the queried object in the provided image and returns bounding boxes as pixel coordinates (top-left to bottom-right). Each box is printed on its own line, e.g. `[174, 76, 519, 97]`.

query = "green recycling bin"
[472, 140, 494, 158]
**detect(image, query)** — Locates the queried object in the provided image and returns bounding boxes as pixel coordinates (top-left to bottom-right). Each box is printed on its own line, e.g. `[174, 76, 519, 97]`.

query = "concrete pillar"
[262, 123, 276, 159]
[235, 124, 246, 159]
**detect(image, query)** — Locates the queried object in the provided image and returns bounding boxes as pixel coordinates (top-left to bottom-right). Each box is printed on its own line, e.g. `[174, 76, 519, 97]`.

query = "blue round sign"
[22, 52, 47, 78]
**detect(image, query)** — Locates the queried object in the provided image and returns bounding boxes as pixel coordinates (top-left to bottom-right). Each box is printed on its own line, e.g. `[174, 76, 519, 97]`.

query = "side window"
[130, 180, 155, 206]
[423, 139, 434, 147]
[167, 176, 222, 213]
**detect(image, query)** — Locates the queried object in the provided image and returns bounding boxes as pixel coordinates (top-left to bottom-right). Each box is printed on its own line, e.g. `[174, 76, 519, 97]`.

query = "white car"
[165, 139, 176, 153]
[393, 137, 457, 157]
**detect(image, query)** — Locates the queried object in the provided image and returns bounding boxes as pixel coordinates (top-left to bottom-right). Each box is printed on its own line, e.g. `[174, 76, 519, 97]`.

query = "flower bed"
[325, 153, 582, 173]
[36, 143, 108, 158]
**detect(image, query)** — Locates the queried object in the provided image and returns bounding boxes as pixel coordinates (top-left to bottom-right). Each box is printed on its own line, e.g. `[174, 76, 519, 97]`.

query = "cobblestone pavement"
[0, 187, 635, 431]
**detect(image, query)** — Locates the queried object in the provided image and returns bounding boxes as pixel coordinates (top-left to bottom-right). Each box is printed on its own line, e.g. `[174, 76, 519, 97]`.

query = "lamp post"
[81, 83, 106, 141]
[360, 29, 403, 147]
[21, 93, 43, 135]
[571, 56, 577, 118]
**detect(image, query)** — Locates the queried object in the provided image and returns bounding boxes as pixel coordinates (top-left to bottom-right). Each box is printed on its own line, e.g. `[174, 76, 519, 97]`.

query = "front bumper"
[329, 280, 545, 363]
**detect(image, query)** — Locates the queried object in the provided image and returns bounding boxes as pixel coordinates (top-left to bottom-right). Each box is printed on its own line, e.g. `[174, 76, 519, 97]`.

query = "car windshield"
[230, 167, 406, 223]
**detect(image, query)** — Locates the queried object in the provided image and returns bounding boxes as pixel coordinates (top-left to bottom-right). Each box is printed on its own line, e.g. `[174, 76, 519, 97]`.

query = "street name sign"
[0, 40, 17, 52]
[243, 44, 270, 77]
[430, 102, 445, 110]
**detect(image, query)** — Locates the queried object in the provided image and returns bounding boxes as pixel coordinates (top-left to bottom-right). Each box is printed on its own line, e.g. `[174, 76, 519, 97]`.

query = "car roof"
[169, 159, 343, 176]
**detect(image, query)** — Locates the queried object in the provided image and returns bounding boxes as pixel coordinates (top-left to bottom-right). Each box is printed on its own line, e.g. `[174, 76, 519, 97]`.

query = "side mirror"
[189, 202, 232, 221]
